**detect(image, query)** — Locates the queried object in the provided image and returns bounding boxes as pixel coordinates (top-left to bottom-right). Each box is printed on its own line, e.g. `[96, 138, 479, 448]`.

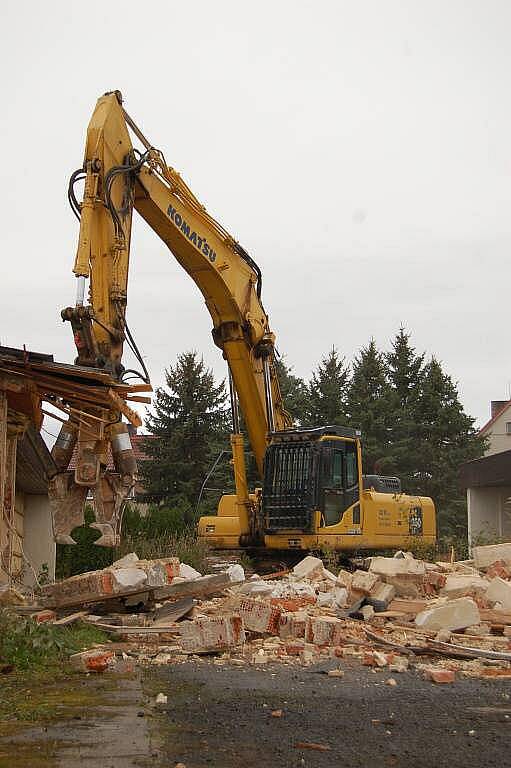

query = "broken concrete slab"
[369, 556, 426, 580]
[350, 570, 380, 596]
[179, 563, 202, 580]
[111, 567, 148, 593]
[415, 597, 480, 631]
[440, 574, 489, 599]
[41, 557, 180, 608]
[112, 552, 139, 568]
[472, 542, 511, 570]
[292, 555, 324, 581]
[178, 614, 245, 653]
[485, 577, 511, 611]
[366, 582, 396, 612]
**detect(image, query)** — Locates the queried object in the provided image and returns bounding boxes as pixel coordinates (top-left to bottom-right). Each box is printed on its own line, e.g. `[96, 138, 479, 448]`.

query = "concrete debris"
[292, 555, 324, 580]
[179, 563, 202, 581]
[14, 543, 511, 684]
[415, 597, 481, 631]
[440, 575, 489, 599]
[178, 614, 245, 653]
[472, 543, 511, 570]
[485, 577, 511, 611]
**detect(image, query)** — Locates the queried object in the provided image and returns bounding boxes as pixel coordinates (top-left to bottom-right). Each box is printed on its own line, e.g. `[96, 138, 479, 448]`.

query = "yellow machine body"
[57, 91, 436, 554]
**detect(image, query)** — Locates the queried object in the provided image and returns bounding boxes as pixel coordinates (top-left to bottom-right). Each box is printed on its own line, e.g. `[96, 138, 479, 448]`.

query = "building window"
[506, 422, 511, 435]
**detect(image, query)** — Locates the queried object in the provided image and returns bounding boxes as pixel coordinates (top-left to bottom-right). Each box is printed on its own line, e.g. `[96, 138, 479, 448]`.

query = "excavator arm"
[51, 90, 291, 545]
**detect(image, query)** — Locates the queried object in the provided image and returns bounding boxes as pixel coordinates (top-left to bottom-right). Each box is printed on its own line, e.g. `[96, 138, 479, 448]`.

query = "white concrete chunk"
[485, 577, 511, 610]
[472, 542, 511, 570]
[110, 567, 147, 593]
[369, 556, 426, 579]
[112, 552, 139, 569]
[180, 563, 202, 581]
[440, 575, 489, 599]
[292, 555, 324, 580]
[415, 597, 480, 631]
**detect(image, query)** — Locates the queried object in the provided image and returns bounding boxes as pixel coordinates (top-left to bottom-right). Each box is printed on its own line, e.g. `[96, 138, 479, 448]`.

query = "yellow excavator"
[50, 90, 436, 553]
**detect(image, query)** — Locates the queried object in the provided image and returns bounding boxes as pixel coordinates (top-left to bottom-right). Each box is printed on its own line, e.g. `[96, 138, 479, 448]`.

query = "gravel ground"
[147, 658, 511, 768]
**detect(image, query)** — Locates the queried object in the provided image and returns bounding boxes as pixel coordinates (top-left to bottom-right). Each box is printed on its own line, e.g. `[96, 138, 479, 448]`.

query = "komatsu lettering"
[167, 205, 216, 262]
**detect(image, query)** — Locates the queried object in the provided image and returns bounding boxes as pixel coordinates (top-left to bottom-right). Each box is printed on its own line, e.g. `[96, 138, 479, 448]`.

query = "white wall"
[467, 485, 511, 543]
[22, 494, 56, 587]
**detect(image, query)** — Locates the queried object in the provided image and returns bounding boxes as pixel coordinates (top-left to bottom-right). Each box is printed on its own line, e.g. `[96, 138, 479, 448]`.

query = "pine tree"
[141, 352, 230, 518]
[411, 357, 486, 536]
[303, 347, 350, 427]
[275, 358, 308, 425]
[347, 340, 393, 473]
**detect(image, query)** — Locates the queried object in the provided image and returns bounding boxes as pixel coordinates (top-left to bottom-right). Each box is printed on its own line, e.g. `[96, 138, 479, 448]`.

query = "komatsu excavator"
[50, 90, 436, 552]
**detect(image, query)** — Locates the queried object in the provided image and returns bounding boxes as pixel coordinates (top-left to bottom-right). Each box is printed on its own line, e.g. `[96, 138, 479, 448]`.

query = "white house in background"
[460, 400, 511, 544]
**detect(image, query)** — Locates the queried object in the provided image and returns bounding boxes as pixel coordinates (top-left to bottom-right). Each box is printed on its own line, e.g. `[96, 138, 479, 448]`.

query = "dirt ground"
[1, 659, 511, 767]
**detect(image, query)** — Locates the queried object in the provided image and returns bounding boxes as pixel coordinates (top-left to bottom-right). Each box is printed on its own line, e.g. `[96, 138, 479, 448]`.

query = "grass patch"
[0, 611, 109, 671]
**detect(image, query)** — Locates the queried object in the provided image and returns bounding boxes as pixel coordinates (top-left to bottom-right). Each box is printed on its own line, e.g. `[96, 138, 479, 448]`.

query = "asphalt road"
[147, 658, 511, 768]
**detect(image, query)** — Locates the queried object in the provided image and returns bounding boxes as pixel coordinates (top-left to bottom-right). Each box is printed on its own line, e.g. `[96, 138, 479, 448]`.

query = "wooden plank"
[53, 610, 89, 626]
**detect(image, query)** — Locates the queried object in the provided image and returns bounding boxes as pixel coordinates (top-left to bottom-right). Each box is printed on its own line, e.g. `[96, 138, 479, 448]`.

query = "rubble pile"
[11, 543, 511, 684]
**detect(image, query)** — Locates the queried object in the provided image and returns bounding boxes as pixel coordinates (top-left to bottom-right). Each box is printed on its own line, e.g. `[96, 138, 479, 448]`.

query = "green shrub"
[56, 506, 114, 579]
[0, 611, 108, 670]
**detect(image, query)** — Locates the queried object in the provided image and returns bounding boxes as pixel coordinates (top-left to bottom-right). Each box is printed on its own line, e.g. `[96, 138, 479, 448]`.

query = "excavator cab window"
[320, 440, 360, 526]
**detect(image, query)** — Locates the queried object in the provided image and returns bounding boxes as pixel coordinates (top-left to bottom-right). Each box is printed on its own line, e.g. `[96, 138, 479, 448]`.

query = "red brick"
[424, 667, 455, 684]
[34, 610, 56, 624]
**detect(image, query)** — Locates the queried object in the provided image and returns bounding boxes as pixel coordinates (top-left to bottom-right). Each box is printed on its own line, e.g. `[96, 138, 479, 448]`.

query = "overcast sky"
[1, 0, 510, 437]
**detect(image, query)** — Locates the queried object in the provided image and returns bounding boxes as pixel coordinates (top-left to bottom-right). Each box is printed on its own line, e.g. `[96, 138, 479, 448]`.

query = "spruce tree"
[275, 358, 308, 425]
[347, 340, 393, 473]
[141, 352, 230, 518]
[411, 357, 486, 536]
[303, 347, 350, 427]
[384, 328, 425, 487]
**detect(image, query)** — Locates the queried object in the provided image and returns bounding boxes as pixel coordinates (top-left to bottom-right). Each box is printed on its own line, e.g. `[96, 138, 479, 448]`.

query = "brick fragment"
[70, 649, 116, 673]
[305, 616, 345, 646]
[424, 667, 455, 684]
[231, 597, 282, 634]
[179, 613, 245, 653]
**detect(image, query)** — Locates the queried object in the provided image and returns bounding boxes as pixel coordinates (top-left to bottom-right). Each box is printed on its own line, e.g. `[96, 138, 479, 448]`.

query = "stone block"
[292, 555, 324, 581]
[485, 577, 511, 611]
[415, 597, 480, 631]
[472, 542, 511, 570]
[179, 614, 245, 653]
[231, 597, 282, 634]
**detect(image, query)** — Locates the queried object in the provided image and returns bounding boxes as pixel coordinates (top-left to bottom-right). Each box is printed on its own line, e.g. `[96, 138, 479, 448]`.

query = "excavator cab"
[262, 426, 361, 534]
